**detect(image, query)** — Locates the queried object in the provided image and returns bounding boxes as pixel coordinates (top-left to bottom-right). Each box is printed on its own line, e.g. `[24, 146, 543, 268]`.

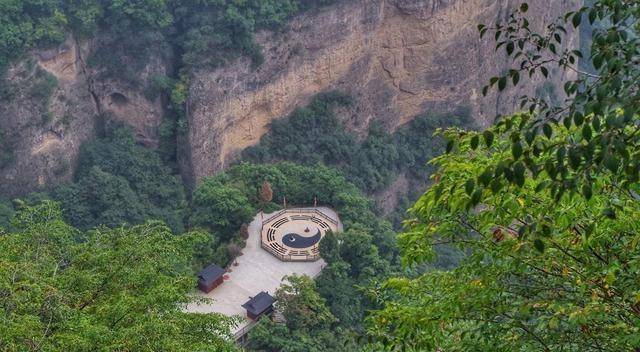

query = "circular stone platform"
[260, 208, 340, 261]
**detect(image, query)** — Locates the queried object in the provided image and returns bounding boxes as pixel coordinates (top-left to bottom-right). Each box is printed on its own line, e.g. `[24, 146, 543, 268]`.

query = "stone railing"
[261, 207, 339, 227]
[260, 242, 321, 262]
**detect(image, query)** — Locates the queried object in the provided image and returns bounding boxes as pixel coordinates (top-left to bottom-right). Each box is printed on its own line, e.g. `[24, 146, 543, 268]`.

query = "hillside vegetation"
[0, 201, 237, 351]
[368, 1, 640, 350]
[243, 91, 471, 194]
[1, 0, 638, 351]
[1, 0, 333, 71]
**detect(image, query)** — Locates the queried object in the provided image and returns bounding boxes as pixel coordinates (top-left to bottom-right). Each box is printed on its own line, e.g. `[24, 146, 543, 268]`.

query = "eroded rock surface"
[0, 0, 580, 195]
[184, 0, 580, 186]
[0, 36, 168, 196]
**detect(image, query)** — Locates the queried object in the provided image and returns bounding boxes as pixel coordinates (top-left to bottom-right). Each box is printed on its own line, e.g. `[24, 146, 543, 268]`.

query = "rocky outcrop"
[0, 36, 169, 197]
[184, 0, 580, 187]
[0, 37, 97, 197]
[87, 37, 170, 148]
[0, 0, 581, 196]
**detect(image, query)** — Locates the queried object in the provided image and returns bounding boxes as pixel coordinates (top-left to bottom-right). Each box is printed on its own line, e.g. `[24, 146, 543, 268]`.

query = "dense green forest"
[243, 91, 471, 194]
[0, 0, 341, 168]
[1, 160, 400, 350]
[0, 0, 337, 74]
[0, 89, 462, 349]
[367, 1, 640, 351]
[0, 201, 238, 351]
[243, 91, 471, 229]
[0, 127, 186, 233]
[194, 163, 398, 351]
[2, 0, 639, 351]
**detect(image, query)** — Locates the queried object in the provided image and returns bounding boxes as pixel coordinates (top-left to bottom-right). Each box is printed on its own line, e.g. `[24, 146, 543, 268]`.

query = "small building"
[242, 291, 276, 320]
[197, 264, 225, 293]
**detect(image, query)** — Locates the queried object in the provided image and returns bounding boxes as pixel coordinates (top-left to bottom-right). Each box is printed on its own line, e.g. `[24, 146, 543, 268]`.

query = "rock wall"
[0, 36, 168, 197]
[0, 0, 581, 196]
[184, 0, 580, 187]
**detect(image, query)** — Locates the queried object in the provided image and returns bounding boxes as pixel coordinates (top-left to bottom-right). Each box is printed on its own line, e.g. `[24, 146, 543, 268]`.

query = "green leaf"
[512, 141, 523, 159]
[556, 146, 566, 164]
[604, 154, 619, 173]
[540, 66, 549, 78]
[520, 3, 528, 12]
[518, 225, 527, 238]
[525, 129, 536, 145]
[602, 207, 616, 219]
[478, 168, 493, 186]
[513, 162, 526, 187]
[533, 239, 545, 253]
[470, 135, 479, 150]
[506, 41, 514, 55]
[535, 180, 549, 192]
[483, 130, 494, 147]
[572, 12, 582, 28]
[593, 54, 604, 69]
[512, 71, 520, 86]
[581, 183, 592, 200]
[465, 179, 475, 195]
[542, 123, 552, 138]
[490, 179, 503, 192]
[446, 140, 454, 153]
[582, 124, 592, 140]
[478, 24, 488, 38]
[588, 9, 597, 24]
[498, 76, 507, 91]
[568, 148, 581, 169]
[545, 160, 557, 179]
[470, 189, 483, 206]
[592, 116, 601, 131]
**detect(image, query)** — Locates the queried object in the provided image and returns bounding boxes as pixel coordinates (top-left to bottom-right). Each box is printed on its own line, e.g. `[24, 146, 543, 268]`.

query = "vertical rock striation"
[0, 0, 581, 195]
[0, 36, 169, 197]
[183, 0, 581, 187]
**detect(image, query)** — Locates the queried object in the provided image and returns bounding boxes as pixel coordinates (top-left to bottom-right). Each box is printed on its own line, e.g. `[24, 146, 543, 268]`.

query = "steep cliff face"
[0, 36, 168, 197]
[0, 37, 96, 197]
[184, 0, 580, 186]
[0, 0, 580, 196]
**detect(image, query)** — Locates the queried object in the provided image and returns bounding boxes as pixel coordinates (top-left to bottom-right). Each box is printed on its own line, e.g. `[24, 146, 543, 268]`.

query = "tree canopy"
[243, 91, 471, 195]
[246, 275, 357, 352]
[471, 0, 640, 204]
[51, 127, 186, 233]
[190, 162, 398, 350]
[368, 118, 640, 350]
[189, 162, 397, 266]
[0, 201, 237, 351]
[368, 1, 640, 350]
[0, 0, 337, 77]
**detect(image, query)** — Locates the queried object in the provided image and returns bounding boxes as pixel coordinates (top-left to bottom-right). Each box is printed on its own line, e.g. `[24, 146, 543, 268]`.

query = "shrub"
[50, 127, 186, 232]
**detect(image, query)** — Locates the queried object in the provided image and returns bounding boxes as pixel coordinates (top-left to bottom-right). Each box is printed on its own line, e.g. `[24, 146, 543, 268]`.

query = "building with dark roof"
[197, 264, 225, 293]
[242, 291, 276, 320]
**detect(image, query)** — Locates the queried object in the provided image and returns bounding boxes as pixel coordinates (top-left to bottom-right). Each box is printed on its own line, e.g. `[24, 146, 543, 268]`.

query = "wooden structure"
[197, 264, 225, 293]
[242, 291, 276, 320]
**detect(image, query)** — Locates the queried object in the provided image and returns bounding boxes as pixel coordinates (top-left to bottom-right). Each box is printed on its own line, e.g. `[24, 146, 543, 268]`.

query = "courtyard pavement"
[184, 207, 340, 334]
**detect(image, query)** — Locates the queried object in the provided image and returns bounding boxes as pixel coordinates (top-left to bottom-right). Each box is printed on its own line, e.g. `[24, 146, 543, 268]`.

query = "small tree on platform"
[239, 223, 249, 240]
[259, 180, 273, 204]
[227, 243, 242, 266]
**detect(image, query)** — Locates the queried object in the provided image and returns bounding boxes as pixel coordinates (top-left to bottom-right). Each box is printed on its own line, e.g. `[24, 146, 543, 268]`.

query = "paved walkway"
[185, 207, 340, 334]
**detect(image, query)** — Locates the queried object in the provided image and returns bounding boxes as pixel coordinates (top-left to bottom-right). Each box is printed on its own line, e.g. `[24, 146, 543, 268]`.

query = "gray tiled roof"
[197, 264, 225, 285]
[242, 291, 276, 315]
